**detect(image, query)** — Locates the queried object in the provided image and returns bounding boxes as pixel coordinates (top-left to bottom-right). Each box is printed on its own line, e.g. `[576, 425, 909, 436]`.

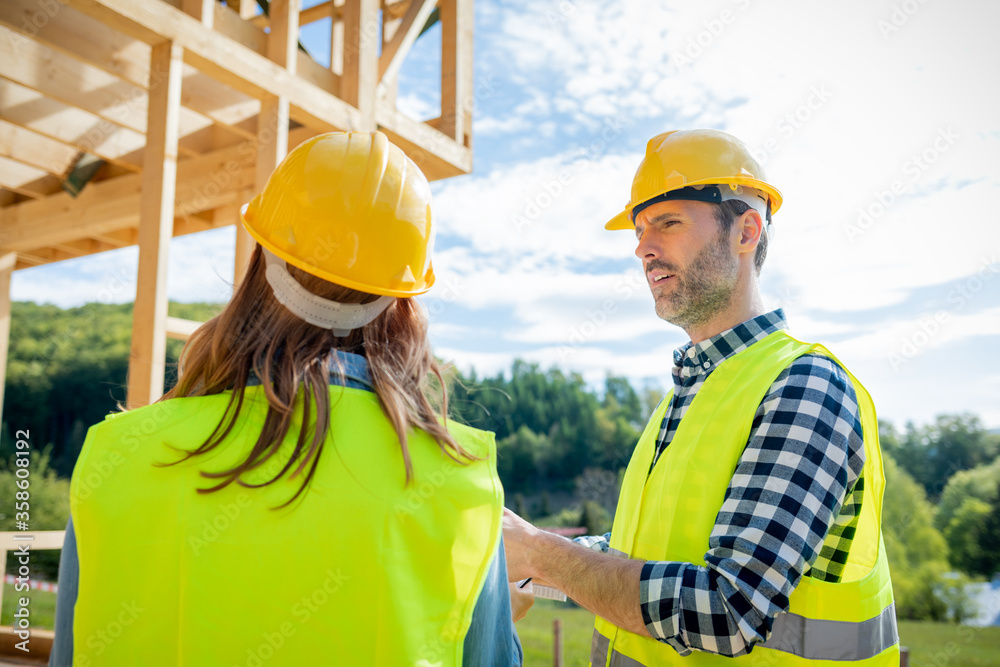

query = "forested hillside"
[2, 301, 998, 620]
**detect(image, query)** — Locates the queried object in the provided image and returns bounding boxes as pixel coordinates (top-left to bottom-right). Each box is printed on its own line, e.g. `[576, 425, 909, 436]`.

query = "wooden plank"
[166, 316, 203, 340]
[127, 40, 183, 409]
[0, 121, 80, 177]
[0, 141, 256, 252]
[331, 0, 345, 75]
[376, 98, 470, 180]
[0, 531, 66, 551]
[0, 157, 62, 199]
[379, 0, 436, 84]
[342, 0, 379, 130]
[181, 0, 214, 27]
[0, 253, 14, 431]
[0, 26, 218, 159]
[91, 228, 139, 248]
[269, 0, 300, 74]
[438, 0, 472, 145]
[0, 0, 260, 136]
[63, 0, 359, 133]
[251, 1, 342, 27]
[0, 80, 144, 170]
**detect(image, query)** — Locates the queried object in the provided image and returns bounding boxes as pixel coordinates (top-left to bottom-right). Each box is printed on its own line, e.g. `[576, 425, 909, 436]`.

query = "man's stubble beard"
[653, 228, 739, 330]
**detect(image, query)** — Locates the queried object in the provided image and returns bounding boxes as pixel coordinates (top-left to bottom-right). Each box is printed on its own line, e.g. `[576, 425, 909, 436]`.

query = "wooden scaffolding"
[0, 0, 474, 417]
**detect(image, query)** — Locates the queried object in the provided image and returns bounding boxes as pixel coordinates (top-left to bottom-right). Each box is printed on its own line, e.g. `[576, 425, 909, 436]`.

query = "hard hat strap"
[631, 185, 772, 233]
[261, 248, 394, 336]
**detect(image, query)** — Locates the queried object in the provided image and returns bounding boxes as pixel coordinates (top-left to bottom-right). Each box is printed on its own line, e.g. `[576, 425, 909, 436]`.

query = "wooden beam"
[376, 98, 470, 179]
[331, 0, 345, 75]
[269, 0, 300, 75]
[439, 0, 472, 146]
[0, 0, 258, 137]
[378, 0, 436, 85]
[0, 252, 14, 430]
[0, 157, 63, 199]
[0, 79, 145, 170]
[342, 0, 379, 130]
[252, 1, 342, 28]
[166, 316, 204, 341]
[0, 137, 277, 253]
[0, 26, 214, 159]
[0, 121, 80, 177]
[63, 0, 359, 133]
[127, 40, 184, 409]
[181, 0, 214, 28]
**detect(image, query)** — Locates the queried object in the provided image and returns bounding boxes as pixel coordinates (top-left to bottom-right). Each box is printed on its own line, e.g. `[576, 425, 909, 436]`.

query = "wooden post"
[237, 0, 297, 287]
[126, 40, 183, 409]
[181, 0, 215, 28]
[342, 0, 379, 130]
[553, 618, 563, 667]
[0, 252, 14, 429]
[330, 0, 344, 76]
[900, 646, 909, 667]
[440, 0, 473, 145]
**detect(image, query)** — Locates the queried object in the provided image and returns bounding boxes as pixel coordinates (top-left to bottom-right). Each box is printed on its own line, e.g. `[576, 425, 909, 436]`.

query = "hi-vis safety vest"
[591, 331, 899, 666]
[70, 385, 503, 666]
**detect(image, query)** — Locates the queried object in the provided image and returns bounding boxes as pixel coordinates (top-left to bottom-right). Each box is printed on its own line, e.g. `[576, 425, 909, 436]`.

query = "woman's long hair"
[157, 244, 472, 507]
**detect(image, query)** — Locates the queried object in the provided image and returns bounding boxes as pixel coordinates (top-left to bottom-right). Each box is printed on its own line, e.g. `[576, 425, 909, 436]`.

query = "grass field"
[517, 601, 1000, 667]
[1, 583, 57, 629]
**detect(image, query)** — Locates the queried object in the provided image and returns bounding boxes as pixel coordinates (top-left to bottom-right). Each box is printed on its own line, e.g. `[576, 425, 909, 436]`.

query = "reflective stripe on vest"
[590, 331, 899, 666]
[761, 602, 898, 661]
[71, 386, 503, 666]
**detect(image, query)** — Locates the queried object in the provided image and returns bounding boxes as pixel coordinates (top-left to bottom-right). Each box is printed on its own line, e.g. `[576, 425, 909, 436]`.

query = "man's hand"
[509, 581, 534, 622]
[501, 508, 651, 637]
[502, 507, 540, 582]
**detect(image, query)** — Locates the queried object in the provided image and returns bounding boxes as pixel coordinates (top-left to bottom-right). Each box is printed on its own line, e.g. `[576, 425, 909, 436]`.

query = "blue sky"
[11, 0, 1000, 428]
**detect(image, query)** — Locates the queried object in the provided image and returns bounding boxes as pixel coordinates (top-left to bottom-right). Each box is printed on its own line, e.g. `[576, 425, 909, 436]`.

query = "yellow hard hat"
[241, 131, 435, 297]
[605, 129, 783, 230]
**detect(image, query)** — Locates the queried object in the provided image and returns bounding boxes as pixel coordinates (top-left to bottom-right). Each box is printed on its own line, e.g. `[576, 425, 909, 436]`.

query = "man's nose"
[635, 232, 658, 261]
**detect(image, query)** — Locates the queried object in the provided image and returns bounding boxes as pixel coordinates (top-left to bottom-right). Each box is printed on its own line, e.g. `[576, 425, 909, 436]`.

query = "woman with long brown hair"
[50, 131, 529, 666]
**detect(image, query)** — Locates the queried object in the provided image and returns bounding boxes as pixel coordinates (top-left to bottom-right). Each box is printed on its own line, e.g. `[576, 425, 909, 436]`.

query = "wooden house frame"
[0, 0, 474, 420]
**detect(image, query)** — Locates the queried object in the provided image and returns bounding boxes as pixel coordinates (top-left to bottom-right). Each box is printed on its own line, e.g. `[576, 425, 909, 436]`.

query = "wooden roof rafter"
[0, 0, 474, 274]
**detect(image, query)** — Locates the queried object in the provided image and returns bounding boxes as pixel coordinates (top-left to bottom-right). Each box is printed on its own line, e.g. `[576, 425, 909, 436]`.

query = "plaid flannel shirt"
[576, 309, 865, 656]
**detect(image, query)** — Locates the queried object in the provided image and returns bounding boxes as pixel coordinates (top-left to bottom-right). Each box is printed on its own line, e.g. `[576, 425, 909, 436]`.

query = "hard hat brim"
[604, 176, 783, 231]
[240, 209, 434, 298]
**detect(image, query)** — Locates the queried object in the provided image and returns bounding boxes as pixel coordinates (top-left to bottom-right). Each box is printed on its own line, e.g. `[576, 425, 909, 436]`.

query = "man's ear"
[736, 209, 764, 257]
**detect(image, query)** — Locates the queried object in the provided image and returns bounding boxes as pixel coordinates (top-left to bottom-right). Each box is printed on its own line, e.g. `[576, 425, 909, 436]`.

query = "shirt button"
[702, 361, 712, 369]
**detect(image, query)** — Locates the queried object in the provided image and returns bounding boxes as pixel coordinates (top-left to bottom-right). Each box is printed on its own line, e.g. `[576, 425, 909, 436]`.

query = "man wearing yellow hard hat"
[503, 129, 899, 665]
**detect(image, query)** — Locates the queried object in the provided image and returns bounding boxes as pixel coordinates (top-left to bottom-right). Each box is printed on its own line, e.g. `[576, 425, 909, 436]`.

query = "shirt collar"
[246, 349, 374, 392]
[672, 309, 788, 382]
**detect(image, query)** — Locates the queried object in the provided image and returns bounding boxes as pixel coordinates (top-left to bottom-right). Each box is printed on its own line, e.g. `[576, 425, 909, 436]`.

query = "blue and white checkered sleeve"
[638, 354, 865, 656]
[573, 532, 611, 553]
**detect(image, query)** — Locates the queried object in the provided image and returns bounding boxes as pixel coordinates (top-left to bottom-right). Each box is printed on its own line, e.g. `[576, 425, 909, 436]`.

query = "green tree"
[935, 456, 1000, 532]
[945, 498, 995, 577]
[881, 455, 955, 620]
[892, 414, 999, 501]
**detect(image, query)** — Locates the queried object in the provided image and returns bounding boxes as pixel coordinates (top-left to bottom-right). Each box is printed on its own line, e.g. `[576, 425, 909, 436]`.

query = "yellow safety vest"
[591, 331, 898, 666]
[70, 385, 503, 666]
